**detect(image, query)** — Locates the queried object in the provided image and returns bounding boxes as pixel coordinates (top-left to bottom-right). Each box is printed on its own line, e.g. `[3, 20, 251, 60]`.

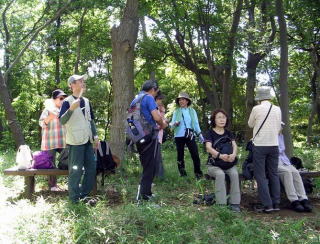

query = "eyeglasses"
[59, 97, 65, 101]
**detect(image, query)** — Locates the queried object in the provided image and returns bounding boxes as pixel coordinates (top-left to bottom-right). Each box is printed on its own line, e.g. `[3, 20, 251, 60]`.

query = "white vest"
[64, 96, 93, 145]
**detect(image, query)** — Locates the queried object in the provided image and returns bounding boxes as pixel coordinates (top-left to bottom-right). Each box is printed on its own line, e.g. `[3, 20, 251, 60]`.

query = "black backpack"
[242, 148, 254, 180]
[207, 136, 238, 170]
[96, 141, 119, 185]
[96, 141, 117, 173]
[57, 148, 69, 170]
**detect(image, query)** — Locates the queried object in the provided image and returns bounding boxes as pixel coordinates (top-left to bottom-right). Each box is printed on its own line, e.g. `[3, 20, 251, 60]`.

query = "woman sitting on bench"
[204, 109, 241, 212]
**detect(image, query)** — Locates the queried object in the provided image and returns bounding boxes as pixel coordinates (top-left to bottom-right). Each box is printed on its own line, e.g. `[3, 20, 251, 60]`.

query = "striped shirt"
[39, 109, 66, 150]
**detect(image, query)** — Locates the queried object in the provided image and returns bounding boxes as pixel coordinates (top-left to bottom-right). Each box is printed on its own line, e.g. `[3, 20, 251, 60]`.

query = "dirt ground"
[240, 186, 320, 219]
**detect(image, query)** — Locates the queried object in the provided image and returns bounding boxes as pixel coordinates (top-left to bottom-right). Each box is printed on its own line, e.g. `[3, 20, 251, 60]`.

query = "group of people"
[39, 75, 313, 213]
[132, 81, 312, 213]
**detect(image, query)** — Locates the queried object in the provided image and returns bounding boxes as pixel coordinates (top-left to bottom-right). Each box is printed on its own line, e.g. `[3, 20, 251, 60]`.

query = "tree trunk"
[275, 0, 293, 157]
[0, 74, 25, 146]
[74, 8, 87, 74]
[222, 0, 243, 117]
[110, 0, 139, 160]
[55, 15, 61, 84]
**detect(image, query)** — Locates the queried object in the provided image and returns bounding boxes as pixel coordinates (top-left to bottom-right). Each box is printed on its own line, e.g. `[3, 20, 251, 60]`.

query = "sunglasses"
[58, 97, 65, 101]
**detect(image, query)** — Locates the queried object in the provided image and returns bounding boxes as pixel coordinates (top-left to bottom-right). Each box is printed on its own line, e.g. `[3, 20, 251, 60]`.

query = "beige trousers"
[207, 165, 241, 205]
[278, 163, 307, 202]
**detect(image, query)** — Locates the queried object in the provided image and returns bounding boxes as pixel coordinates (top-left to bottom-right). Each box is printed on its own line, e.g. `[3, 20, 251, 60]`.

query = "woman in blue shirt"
[170, 92, 204, 179]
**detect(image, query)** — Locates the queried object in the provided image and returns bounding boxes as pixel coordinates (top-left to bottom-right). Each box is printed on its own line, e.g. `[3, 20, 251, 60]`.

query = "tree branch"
[4, 0, 74, 80]
[19, 3, 51, 43]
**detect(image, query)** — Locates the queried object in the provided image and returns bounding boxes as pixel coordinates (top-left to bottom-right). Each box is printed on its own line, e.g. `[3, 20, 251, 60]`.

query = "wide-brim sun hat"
[255, 86, 273, 101]
[175, 92, 192, 106]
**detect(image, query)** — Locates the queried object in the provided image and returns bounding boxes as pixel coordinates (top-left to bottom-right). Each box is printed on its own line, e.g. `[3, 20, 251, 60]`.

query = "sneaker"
[195, 172, 203, 180]
[263, 206, 274, 213]
[290, 200, 304, 212]
[139, 194, 156, 201]
[300, 199, 312, 212]
[179, 168, 187, 177]
[230, 204, 241, 213]
[50, 186, 65, 191]
[273, 203, 280, 211]
[81, 197, 97, 207]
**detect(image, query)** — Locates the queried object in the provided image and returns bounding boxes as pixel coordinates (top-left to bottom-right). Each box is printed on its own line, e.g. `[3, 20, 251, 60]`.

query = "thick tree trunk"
[222, 0, 243, 117]
[276, 0, 293, 157]
[245, 54, 258, 141]
[0, 74, 25, 146]
[110, 0, 139, 160]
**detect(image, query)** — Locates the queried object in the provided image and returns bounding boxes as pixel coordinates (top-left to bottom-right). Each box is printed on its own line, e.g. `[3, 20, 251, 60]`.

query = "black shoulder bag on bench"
[246, 104, 273, 152]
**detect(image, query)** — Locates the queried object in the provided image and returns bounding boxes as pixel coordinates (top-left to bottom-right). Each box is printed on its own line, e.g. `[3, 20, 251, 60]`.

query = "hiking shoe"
[195, 172, 203, 180]
[50, 186, 64, 192]
[140, 194, 156, 201]
[230, 204, 241, 213]
[263, 206, 274, 213]
[81, 197, 97, 207]
[300, 199, 312, 212]
[179, 168, 187, 177]
[290, 200, 304, 212]
[273, 203, 280, 211]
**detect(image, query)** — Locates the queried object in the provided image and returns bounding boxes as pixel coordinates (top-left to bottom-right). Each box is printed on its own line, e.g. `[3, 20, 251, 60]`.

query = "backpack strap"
[212, 136, 231, 150]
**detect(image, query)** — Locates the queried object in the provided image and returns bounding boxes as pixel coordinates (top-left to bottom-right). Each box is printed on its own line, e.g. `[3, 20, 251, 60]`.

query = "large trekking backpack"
[126, 92, 155, 146]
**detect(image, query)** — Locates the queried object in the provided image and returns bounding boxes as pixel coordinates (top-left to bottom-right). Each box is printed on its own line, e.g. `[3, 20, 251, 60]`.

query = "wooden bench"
[4, 167, 97, 199]
[205, 171, 320, 192]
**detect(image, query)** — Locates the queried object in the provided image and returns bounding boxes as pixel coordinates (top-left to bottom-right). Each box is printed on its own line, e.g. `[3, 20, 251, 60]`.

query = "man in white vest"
[59, 74, 99, 203]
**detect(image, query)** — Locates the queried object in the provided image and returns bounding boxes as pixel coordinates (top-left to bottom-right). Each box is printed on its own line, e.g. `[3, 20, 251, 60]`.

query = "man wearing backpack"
[59, 74, 99, 204]
[130, 80, 167, 201]
[248, 86, 282, 213]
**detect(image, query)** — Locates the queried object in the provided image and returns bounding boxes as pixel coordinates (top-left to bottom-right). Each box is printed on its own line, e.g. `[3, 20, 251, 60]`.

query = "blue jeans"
[68, 141, 96, 202]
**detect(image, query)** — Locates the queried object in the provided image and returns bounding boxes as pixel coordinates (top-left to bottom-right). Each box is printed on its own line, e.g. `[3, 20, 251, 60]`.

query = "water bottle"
[128, 119, 139, 136]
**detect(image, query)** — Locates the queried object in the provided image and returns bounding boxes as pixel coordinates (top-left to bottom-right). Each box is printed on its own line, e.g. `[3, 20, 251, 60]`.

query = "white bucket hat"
[255, 86, 272, 101]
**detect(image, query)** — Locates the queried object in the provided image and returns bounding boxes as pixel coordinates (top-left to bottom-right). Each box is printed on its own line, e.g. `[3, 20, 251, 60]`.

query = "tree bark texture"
[222, 0, 243, 117]
[275, 0, 293, 157]
[110, 0, 139, 160]
[0, 74, 25, 146]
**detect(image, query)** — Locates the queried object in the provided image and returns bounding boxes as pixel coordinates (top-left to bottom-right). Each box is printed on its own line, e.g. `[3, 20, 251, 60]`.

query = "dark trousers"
[139, 139, 160, 198]
[253, 146, 280, 207]
[68, 141, 97, 202]
[155, 144, 165, 178]
[175, 137, 202, 175]
[47, 148, 63, 188]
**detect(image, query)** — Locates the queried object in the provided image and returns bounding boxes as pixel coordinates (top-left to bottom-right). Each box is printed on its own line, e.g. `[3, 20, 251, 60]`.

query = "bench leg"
[24, 176, 35, 199]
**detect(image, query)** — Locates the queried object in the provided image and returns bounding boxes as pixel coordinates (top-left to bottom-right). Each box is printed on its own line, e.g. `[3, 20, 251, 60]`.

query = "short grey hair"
[142, 80, 158, 92]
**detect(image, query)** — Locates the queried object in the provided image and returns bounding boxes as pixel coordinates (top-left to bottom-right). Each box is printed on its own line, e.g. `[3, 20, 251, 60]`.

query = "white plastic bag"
[16, 145, 33, 170]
